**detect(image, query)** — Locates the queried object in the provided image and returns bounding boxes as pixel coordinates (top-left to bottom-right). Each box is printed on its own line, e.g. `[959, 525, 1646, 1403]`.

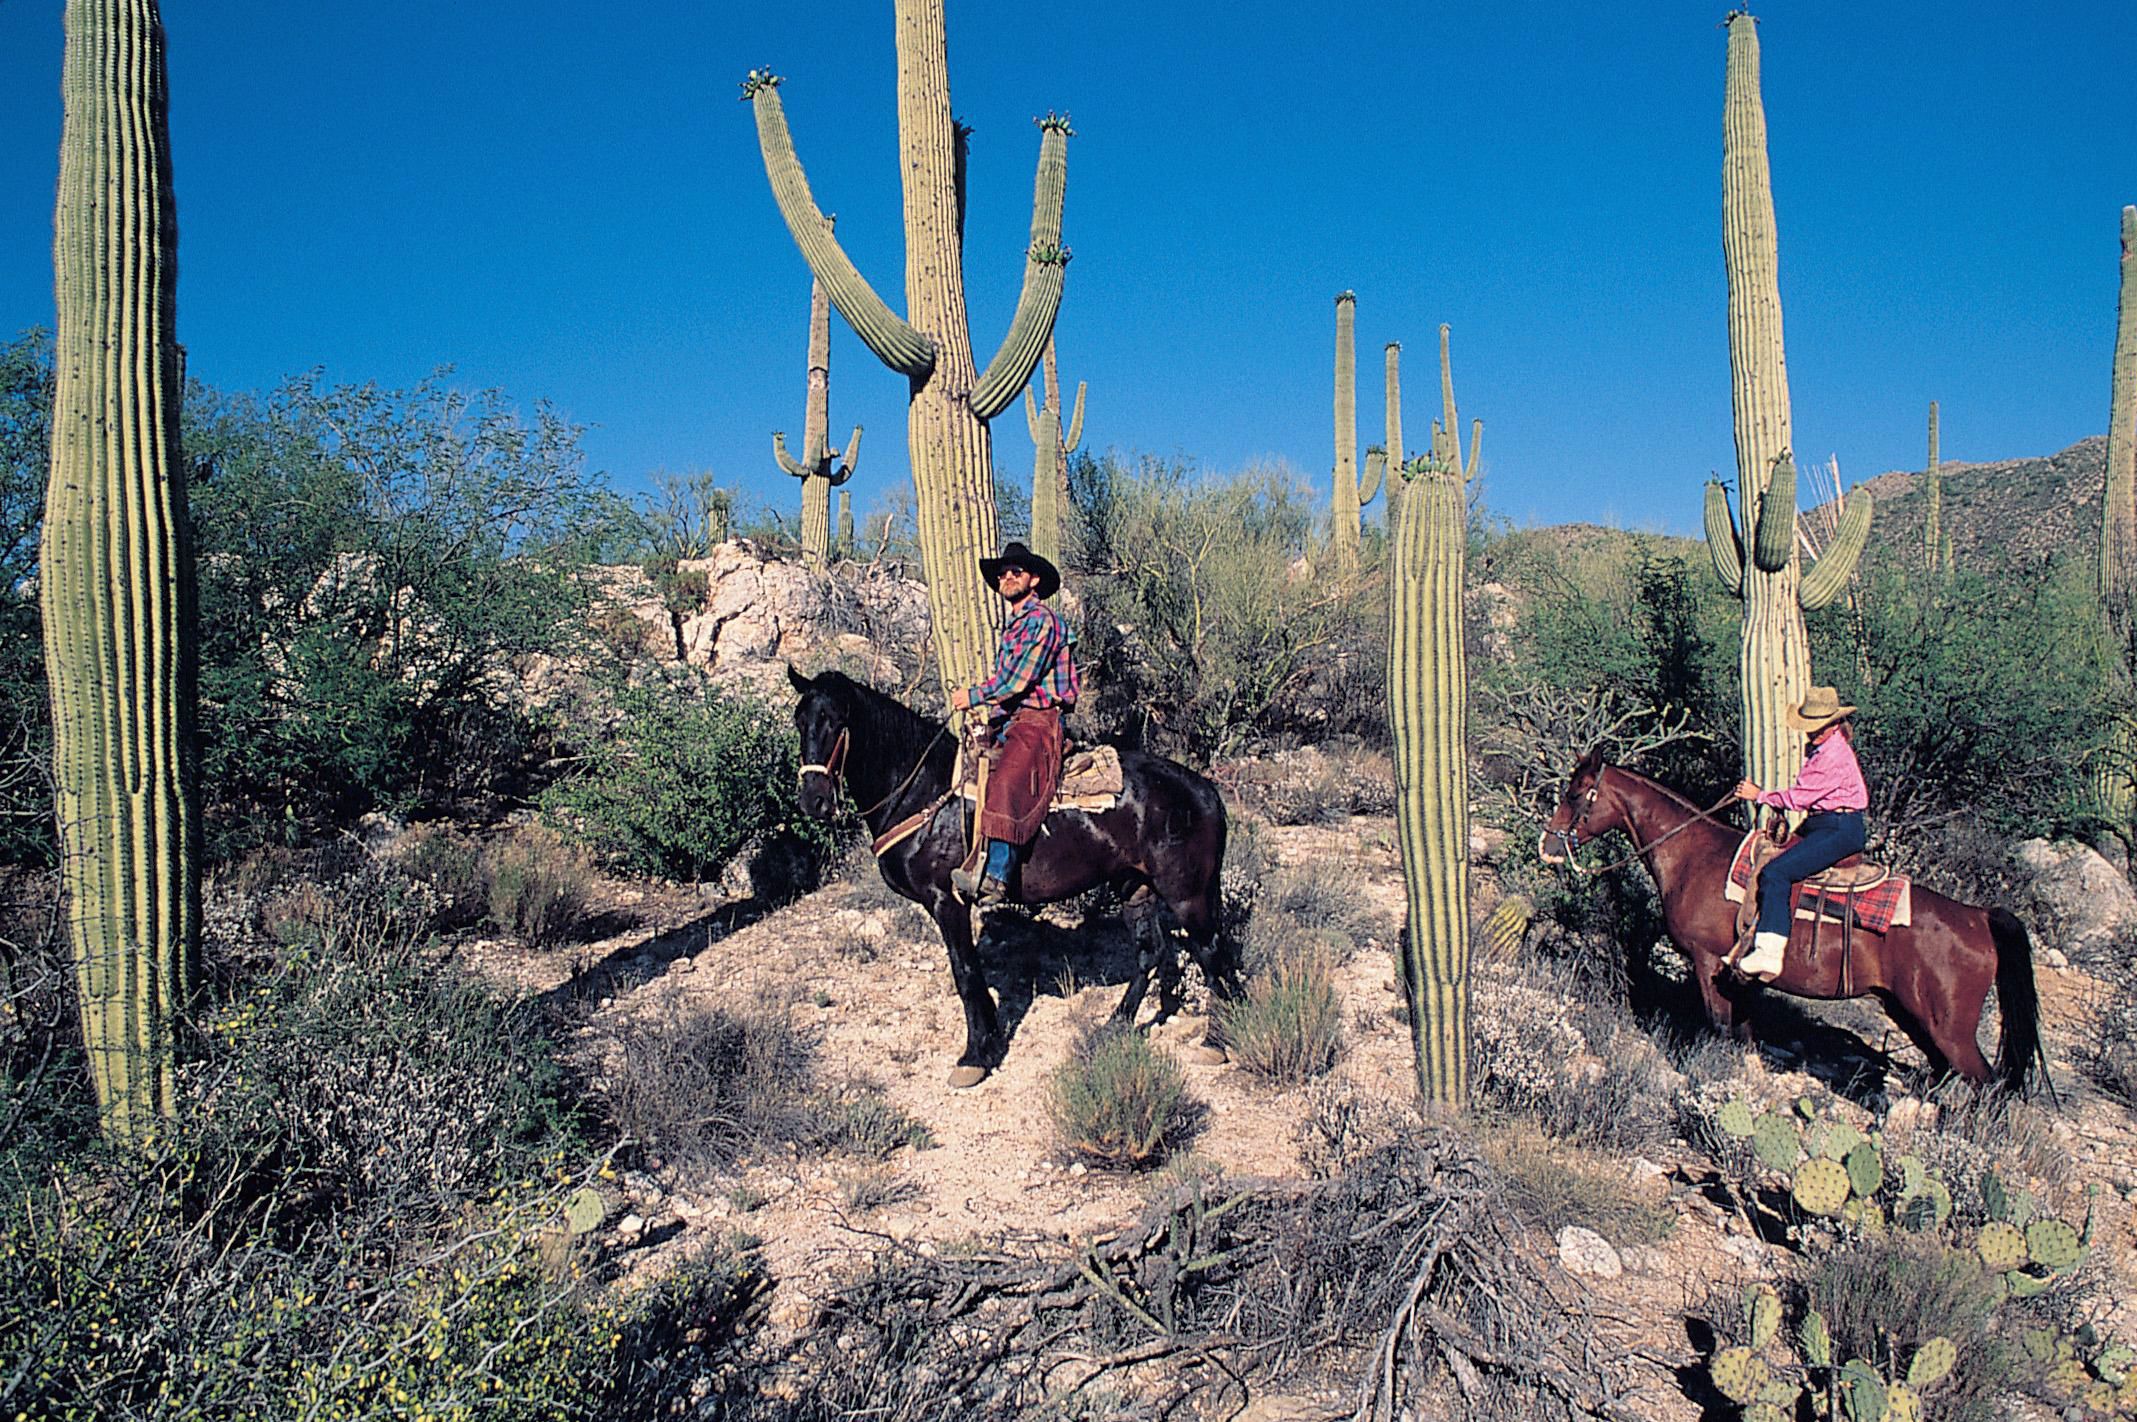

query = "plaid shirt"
[968, 595, 1079, 714]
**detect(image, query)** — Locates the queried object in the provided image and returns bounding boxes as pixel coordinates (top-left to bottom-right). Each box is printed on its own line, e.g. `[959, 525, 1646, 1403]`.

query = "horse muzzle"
[1538, 825, 1577, 865]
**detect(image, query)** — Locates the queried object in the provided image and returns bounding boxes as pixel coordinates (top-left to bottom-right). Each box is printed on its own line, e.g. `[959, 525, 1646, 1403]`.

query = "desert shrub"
[0, 331, 52, 869]
[185, 370, 637, 858]
[395, 822, 488, 928]
[542, 667, 846, 887]
[2084, 971, 2137, 1108]
[1815, 560, 2110, 855]
[811, 1085, 935, 1159]
[1237, 861, 1384, 977]
[597, 995, 815, 1174]
[1048, 1022, 1198, 1169]
[1800, 1234, 2021, 1422]
[1066, 452, 1387, 760]
[1469, 964, 1677, 1151]
[483, 827, 592, 947]
[1220, 943, 1344, 1083]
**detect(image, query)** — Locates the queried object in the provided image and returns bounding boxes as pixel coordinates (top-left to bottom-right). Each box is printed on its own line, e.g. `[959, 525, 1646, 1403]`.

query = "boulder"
[2013, 838, 2137, 962]
[1556, 1224, 1622, 1279]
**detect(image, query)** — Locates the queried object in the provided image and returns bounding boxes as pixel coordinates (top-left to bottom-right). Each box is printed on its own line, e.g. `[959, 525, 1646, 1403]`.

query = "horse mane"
[812, 670, 956, 777]
[1604, 762, 1741, 845]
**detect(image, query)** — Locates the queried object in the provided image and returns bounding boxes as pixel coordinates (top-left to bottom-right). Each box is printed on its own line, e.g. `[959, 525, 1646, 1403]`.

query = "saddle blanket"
[1724, 829, 1912, 933]
[954, 743, 1125, 814]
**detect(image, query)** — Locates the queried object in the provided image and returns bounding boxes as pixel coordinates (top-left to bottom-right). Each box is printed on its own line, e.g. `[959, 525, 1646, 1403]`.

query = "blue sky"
[2, 2, 2132, 536]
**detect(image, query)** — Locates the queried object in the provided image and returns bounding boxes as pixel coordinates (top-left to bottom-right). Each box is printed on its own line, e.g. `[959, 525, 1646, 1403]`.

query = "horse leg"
[1168, 881, 1234, 1066]
[931, 896, 1002, 1089]
[1880, 988, 1990, 1088]
[1692, 949, 1749, 1045]
[1110, 887, 1165, 1030]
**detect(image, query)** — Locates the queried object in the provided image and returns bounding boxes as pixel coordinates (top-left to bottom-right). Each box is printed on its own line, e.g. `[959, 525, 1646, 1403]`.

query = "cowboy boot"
[1737, 931, 1788, 980]
[949, 864, 1010, 905]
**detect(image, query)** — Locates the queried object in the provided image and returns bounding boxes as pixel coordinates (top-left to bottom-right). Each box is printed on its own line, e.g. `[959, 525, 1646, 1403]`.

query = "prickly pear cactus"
[1843, 1142, 1883, 1199]
[1906, 1337, 1954, 1390]
[1838, 1358, 1887, 1422]
[1745, 1282, 1782, 1350]
[1800, 1310, 1832, 1369]
[1792, 1157, 1852, 1216]
[1711, 1345, 1772, 1406]
[1753, 1110, 1803, 1172]
[564, 1185, 606, 1236]
[1718, 1097, 1757, 1138]
[1975, 1220, 2026, 1273]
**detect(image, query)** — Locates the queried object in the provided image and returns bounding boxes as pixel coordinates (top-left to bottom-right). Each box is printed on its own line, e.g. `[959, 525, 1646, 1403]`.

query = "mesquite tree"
[42, 0, 201, 1145]
[745, 0, 1069, 691]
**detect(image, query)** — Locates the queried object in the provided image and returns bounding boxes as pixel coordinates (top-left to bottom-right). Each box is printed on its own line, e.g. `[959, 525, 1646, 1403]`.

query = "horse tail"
[1987, 907, 2042, 1095]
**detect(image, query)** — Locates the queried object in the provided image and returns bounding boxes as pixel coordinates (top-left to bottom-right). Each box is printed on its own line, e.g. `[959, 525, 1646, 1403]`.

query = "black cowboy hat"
[978, 541, 1060, 600]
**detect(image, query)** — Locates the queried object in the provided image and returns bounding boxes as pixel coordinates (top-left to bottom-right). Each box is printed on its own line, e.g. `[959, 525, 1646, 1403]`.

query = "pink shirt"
[1758, 733, 1869, 813]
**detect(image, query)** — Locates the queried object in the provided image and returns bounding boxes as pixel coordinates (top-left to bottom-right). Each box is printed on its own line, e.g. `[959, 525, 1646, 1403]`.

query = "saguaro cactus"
[1923, 401, 1942, 572]
[42, 0, 200, 1145]
[1388, 436, 1472, 1106]
[1709, 12, 1871, 806]
[2105, 206, 2137, 643]
[1431, 323, 1483, 483]
[746, 3, 1070, 690]
[1023, 335, 1084, 568]
[1331, 292, 1370, 561]
[1383, 341, 1404, 520]
[837, 488, 854, 555]
[773, 258, 861, 568]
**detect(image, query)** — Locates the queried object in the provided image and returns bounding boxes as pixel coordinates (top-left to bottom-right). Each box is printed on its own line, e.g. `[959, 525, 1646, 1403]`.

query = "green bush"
[541, 668, 844, 886]
[1047, 1022, 1198, 1170]
[0, 331, 53, 868]
[1219, 945, 1345, 1083]
[1066, 452, 1386, 761]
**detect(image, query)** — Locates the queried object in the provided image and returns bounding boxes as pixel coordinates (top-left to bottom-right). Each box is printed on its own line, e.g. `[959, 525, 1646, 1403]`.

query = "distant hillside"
[1849, 435, 2105, 575]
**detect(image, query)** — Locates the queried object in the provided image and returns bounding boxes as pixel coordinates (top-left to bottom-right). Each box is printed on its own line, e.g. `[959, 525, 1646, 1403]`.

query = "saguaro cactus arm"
[1064, 380, 1086, 452]
[2106, 205, 2137, 624]
[1799, 490, 1873, 611]
[772, 430, 812, 478]
[1438, 323, 1462, 471]
[1705, 480, 1745, 595]
[1752, 451, 1799, 572]
[1466, 419, 1482, 483]
[1362, 446, 1386, 506]
[830, 424, 861, 484]
[746, 72, 937, 379]
[1024, 386, 1044, 441]
[970, 115, 1072, 420]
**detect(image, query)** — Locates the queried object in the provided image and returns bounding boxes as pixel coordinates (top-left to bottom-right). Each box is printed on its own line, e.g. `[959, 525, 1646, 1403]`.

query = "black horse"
[788, 667, 1237, 1087]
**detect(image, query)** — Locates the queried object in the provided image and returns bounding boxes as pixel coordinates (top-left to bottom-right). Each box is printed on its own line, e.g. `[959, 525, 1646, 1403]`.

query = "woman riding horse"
[1731, 687, 1869, 980]
[1540, 748, 2039, 1089]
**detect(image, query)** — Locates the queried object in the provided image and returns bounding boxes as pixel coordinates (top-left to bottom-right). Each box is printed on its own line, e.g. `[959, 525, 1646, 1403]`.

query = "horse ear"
[786, 663, 811, 694]
[1574, 745, 1605, 777]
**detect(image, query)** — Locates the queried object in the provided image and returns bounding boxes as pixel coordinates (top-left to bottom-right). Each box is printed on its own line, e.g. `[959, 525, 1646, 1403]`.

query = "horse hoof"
[946, 1064, 990, 1089]
[1182, 1044, 1228, 1067]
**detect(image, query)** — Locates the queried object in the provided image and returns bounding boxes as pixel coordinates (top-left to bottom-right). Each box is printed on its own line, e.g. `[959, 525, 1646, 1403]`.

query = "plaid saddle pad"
[1725, 830, 1912, 933]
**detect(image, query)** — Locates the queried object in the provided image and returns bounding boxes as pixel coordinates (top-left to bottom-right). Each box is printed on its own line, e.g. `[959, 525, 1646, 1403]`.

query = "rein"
[802, 717, 958, 858]
[1557, 789, 1741, 877]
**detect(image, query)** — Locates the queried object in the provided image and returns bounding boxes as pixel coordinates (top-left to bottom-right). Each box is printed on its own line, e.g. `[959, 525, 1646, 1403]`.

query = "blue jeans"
[1756, 811, 1867, 937]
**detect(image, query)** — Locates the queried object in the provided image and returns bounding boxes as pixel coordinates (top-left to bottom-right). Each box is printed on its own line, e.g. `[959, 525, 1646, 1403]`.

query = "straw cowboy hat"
[1786, 686, 1857, 733]
[978, 541, 1061, 600]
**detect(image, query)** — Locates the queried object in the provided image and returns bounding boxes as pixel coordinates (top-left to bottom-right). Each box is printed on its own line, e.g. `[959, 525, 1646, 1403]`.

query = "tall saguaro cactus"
[1922, 401, 1942, 572]
[1382, 341, 1404, 520]
[2104, 205, 2137, 645]
[745, 2, 1070, 690]
[773, 263, 862, 567]
[1023, 335, 1084, 568]
[1388, 435, 1473, 1106]
[43, 0, 200, 1145]
[1708, 12, 1871, 807]
[1331, 293, 1368, 561]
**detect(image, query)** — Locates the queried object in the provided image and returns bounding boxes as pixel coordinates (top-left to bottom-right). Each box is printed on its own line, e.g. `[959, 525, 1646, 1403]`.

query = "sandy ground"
[458, 812, 2137, 1420]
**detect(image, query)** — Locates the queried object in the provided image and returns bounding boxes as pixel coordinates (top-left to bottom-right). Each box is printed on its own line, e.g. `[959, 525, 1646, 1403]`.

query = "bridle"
[797, 726, 849, 788]
[1546, 773, 1739, 877]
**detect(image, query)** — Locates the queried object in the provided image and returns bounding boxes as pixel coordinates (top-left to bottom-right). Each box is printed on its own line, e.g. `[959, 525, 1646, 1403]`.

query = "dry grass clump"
[1219, 941, 1344, 1083]
[1047, 1021, 1199, 1170]
[1477, 1125, 1673, 1247]
[393, 823, 487, 928]
[599, 993, 813, 1174]
[482, 827, 592, 947]
[810, 1085, 935, 1159]
[1801, 1234, 2022, 1422]
[2082, 970, 2137, 1109]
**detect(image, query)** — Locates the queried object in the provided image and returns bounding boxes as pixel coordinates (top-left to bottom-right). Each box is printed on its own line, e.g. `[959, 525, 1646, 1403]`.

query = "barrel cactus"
[1709, 13, 1872, 807]
[772, 250, 861, 567]
[745, 6, 1071, 691]
[42, 0, 201, 1145]
[1022, 335, 1084, 568]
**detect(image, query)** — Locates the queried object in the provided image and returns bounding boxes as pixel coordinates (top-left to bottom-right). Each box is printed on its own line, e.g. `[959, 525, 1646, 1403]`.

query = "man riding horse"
[946, 541, 1079, 905]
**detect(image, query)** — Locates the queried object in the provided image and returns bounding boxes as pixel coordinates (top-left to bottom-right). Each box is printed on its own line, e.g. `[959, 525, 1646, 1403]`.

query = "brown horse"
[1538, 750, 2040, 1089]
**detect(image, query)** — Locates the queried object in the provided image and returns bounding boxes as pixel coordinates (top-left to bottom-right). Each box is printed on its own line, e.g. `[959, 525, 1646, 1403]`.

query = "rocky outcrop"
[2013, 837, 2137, 965]
[593, 542, 931, 697]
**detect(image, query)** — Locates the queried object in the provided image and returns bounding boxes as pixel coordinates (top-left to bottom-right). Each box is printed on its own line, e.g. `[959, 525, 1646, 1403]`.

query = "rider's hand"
[947, 688, 970, 714]
[1733, 778, 1761, 802]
